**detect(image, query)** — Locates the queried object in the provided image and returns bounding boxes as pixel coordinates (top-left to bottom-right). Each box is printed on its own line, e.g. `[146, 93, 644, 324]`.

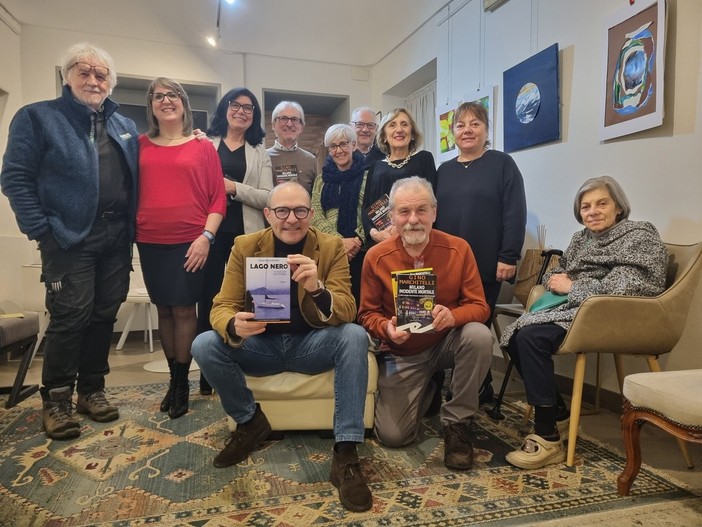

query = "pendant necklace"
[459, 149, 486, 169]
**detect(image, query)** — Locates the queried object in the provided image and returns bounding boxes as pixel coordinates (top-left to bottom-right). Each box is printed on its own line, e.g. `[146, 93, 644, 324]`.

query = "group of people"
[0, 42, 669, 513]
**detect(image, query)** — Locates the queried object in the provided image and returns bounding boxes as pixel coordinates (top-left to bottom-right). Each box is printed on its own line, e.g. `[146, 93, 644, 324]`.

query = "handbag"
[528, 290, 568, 312]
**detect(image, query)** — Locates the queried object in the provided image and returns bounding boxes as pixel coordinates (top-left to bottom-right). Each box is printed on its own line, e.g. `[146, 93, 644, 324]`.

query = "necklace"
[386, 152, 412, 169]
[458, 149, 487, 168]
[160, 134, 185, 140]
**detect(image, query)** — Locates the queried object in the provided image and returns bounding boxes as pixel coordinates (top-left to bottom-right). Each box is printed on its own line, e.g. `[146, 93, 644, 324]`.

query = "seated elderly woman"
[500, 175, 668, 470]
[311, 123, 368, 303]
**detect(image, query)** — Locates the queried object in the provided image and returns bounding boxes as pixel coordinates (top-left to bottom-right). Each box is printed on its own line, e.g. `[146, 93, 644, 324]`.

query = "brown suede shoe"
[443, 421, 474, 470]
[330, 443, 372, 512]
[76, 390, 119, 423]
[43, 387, 80, 440]
[213, 404, 272, 468]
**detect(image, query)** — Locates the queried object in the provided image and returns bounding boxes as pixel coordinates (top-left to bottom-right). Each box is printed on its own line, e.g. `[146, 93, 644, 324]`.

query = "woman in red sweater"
[136, 78, 226, 418]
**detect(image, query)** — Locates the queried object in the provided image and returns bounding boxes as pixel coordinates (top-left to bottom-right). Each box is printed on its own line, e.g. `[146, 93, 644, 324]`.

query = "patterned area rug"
[0, 383, 696, 526]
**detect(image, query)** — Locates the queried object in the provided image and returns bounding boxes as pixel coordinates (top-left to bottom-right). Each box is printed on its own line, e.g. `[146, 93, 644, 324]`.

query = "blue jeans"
[192, 323, 369, 443]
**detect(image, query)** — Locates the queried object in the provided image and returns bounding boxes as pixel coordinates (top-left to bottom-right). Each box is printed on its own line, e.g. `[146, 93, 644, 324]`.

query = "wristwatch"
[202, 229, 216, 245]
[306, 280, 325, 297]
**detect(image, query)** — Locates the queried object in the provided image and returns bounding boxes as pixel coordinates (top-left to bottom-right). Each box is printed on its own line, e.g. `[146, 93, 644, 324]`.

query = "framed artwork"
[601, 0, 666, 141]
[436, 101, 457, 163]
[503, 43, 560, 153]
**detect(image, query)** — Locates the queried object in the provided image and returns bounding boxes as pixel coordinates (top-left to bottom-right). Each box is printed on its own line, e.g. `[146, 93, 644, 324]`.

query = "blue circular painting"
[515, 82, 541, 124]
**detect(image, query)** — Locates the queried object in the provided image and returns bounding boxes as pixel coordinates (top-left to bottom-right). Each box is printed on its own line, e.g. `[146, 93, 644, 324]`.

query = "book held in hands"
[365, 194, 392, 231]
[245, 257, 291, 322]
[393, 269, 436, 333]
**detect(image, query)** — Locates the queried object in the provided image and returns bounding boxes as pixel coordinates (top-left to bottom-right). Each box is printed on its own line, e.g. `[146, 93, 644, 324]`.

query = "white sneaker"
[506, 433, 566, 469]
[557, 418, 569, 441]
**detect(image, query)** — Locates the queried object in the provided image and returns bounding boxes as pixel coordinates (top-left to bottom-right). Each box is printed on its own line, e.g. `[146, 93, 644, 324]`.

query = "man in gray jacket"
[1, 42, 139, 440]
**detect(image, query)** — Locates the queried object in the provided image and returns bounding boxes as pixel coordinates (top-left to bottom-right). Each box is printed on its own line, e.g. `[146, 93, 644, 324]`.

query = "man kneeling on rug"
[192, 182, 372, 513]
[358, 176, 493, 470]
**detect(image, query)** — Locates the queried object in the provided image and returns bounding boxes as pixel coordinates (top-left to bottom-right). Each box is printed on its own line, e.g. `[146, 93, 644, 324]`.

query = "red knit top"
[136, 135, 226, 244]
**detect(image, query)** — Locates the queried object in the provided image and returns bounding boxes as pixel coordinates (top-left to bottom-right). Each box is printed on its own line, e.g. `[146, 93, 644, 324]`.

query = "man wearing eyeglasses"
[192, 181, 372, 513]
[1, 43, 138, 440]
[266, 101, 317, 194]
[350, 106, 384, 170]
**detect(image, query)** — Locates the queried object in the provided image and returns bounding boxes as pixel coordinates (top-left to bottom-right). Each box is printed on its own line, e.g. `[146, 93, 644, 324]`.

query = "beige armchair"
[531, 241, 702, 466]
[228, 350, 378, 433]
[617, 369, 702, 495]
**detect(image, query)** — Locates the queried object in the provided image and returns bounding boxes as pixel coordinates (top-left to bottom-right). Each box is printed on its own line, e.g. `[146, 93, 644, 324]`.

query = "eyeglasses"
[71, 62, 110, 83]
[229, 101, 255, 114]
[151, 91, 180, 103]
[352, 121, 377, 131]
[328, 141, 351, 153]
[270, 206, 311, 220]
[275, 116, 302, 126]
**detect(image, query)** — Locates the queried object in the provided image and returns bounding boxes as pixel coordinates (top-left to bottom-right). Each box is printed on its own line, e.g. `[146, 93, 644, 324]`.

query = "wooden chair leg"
[617, 407, 644, 496]
[567, 353, 587, 466]
[522, 404, 533, 426]
[613, 354, 625, 394]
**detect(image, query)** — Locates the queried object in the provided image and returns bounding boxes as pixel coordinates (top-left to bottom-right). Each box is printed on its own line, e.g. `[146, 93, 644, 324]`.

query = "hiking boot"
[213, 404, 272, 468]
[76, 390, 119, 422]
[330, 443, 372, 512]
[443, 421, 475, 470]
[506, 433, 566, 469]
[43, 387, 80, 440]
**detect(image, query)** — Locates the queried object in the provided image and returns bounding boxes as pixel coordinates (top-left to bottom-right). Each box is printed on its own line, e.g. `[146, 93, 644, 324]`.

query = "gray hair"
[351, 106, 377, 123]
[60, 42, 117, 93]
[145, 77, 193, 138]
[272, 101, 306, 125]
[389, 176, 437, 209]
[573, 175, 631, 225]
[324, 124, 357, 147]
[266, 181, 311, 208]
[376, 108, 423, 155]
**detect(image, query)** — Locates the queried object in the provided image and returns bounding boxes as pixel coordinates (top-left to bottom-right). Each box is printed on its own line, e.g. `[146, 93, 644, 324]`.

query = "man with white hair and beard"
[358, 176, 493, 471]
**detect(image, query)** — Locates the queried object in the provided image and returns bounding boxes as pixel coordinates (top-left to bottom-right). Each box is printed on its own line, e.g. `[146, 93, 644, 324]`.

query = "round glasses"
[328, 141, 351, 153]
[270, 206, 311, 220]
[229, 101, 255, 114]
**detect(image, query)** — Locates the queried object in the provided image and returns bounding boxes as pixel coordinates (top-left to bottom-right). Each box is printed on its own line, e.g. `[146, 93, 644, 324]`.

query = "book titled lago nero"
[395, 271, 436, 333]
[245, 257, 291, 322]
[365, 194, 392, 230]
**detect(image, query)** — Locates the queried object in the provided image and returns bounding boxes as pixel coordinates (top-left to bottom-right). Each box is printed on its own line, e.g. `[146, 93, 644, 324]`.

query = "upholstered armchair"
[534, 241, 702, 466]
[617, 369, 702, 495]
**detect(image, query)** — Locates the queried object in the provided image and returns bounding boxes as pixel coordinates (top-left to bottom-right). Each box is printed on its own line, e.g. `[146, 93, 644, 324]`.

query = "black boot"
[168, 361, 190, 419]
[160, 358, 175, 412]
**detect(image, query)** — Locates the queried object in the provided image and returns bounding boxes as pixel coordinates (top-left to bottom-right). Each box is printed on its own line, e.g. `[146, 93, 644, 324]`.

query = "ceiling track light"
[207, 0, 228, 47]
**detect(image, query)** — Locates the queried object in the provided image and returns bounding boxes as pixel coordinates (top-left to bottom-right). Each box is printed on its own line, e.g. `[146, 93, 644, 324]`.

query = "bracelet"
[202, 229, 216, 245]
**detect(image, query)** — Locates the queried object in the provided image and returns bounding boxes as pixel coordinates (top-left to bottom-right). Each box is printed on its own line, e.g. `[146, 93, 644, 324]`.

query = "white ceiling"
[1, 0, 450, 66]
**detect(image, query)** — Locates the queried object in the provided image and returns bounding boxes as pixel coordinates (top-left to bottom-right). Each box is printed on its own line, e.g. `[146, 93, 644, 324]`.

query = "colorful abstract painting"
[601, 0, 666, 140]
[503, 43, 560, 153]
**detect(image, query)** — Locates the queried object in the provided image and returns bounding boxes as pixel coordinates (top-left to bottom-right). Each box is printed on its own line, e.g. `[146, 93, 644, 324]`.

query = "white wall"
[371, 0, 702, 390]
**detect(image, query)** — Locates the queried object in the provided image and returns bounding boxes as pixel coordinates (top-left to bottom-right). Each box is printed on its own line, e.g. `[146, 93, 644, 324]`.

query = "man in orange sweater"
[358, 176, 493, 470]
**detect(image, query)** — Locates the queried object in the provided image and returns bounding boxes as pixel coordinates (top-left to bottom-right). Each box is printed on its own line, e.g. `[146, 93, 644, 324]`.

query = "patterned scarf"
[320, 150, 365, 238]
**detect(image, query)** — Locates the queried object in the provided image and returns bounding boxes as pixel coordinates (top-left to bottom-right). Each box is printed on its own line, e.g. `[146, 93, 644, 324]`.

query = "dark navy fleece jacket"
[1, 85, 139, 249]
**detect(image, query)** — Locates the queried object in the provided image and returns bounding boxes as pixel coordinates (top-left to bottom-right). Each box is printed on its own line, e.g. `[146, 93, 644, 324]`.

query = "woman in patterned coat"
[501, 175, 668, 470]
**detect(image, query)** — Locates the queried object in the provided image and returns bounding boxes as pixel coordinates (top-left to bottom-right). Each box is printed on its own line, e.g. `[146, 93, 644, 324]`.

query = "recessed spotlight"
[224, 0, 235, 4]
[206, 36, 218, 47]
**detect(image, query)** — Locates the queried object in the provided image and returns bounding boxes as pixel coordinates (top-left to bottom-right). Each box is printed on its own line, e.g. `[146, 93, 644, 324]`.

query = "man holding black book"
[191, 181, 372, 513]
[358, 176, 493, 471]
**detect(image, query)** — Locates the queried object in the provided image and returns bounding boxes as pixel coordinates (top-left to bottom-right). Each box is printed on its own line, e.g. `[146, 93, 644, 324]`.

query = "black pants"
[506, 324, 567, 407]
[39, 219, 131, 397]
[197, 231, 235, 333]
